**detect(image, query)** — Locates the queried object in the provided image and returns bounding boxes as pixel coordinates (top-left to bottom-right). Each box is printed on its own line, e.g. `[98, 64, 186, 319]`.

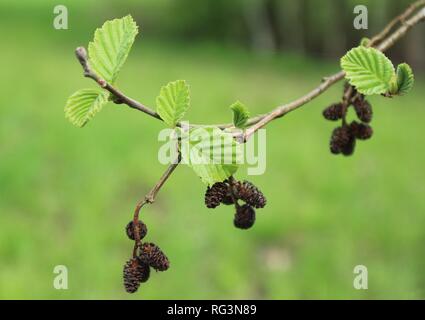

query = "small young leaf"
[388, 75, 398, 96]
[341, 46, 395, 95]
[395, 63, 414, 96]
[359, 37, 370, 47]
[156, 80, 190, 128]
[88, 15, 139, 83]
[230, 101, 250, 129]
[180, 127, 241, 185]
[65, 89, 109, 128]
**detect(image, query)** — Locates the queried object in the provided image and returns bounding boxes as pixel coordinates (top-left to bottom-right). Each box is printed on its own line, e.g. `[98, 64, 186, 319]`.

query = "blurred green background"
[0, 0, 424, 299]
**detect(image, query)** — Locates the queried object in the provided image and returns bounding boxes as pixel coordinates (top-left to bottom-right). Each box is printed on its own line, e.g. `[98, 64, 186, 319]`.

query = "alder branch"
[75, 0, 424, 134]
[241, 2, 425, 141]
[74, 1, 424, 235]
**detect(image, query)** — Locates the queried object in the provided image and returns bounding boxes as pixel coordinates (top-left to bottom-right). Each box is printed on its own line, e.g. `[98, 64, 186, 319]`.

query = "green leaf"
[230, 101, 250, 129]
[156, 80, 190, 128]
[65, 89, 109, 128]
[180, 127, 241, 185]
[395, 63, 414, 96]
[341, 46, 395, 95]
[88, 15, 138, 83]
[359, 37, 370, 47]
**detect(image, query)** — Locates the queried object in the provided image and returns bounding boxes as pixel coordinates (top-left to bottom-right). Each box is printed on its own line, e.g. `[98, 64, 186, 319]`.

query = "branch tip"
[75, 46, 92, 77]
[75, 46, 87, 60]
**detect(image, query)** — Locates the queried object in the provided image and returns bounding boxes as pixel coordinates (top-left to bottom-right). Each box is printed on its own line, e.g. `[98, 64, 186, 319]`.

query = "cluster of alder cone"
[324, 83, 374, 156]
[123, 220, 170, 293]
[205, 178, 267, 229]
[122, 178, 266, 293]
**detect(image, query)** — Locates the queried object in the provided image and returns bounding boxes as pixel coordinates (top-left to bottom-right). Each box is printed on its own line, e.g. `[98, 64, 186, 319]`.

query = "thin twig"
[369, 0, 425, 47]
[131, 153, 181, 258]
[341, 86, 354, 126]
[131, 153, 181, 254]
[75, 47, 162, 121]
[241, 71, 345, 141]
[376, 5, 425, 52]
[227, 176, 240, 209]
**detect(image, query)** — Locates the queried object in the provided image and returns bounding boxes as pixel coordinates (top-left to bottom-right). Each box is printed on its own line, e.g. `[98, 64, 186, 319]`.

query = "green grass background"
[0, 1, 425, 299]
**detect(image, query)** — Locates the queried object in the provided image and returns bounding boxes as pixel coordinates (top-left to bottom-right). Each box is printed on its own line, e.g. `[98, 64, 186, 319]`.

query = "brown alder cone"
[205, 182, 229, 208]
[123, 258, 150, 293]
[139, 242, 170, 272]
[233, 180, 266, 209]
[350, 121, 374, 140]
[323, 103, 344, 121]
[126, 220, 148, 241]
[341, 134, 356, 156]
[234, 204, 256, 229]
[330, 125, 352, 155]
[352, 97, 373, 123]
